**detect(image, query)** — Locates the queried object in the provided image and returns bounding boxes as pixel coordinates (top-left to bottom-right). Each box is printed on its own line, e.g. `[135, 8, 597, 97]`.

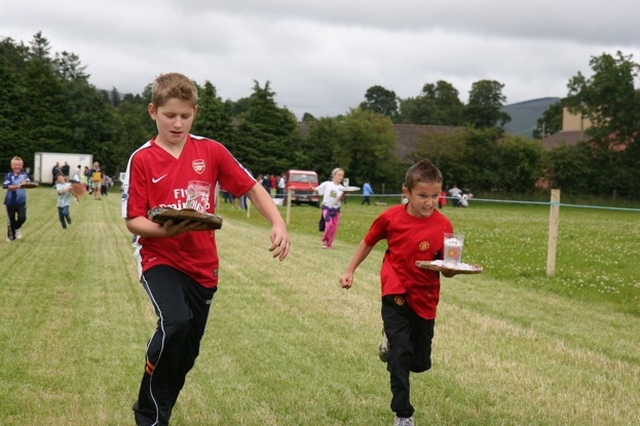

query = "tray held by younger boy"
[415, 259, 483, 274]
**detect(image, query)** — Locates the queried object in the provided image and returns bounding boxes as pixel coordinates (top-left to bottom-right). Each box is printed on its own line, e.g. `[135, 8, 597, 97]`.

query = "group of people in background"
[447, 184, 472, 208]
[257, 173, 286, 198]
[220, 172, 287, 209]
[3, 158, 113, 238]
[51, 160, 113, 201]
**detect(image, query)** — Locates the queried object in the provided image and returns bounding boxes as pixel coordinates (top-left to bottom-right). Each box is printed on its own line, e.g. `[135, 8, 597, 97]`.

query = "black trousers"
[381, 295, 435, 418]
[6, 204, 26, 239]
[134, 265, 217, 426]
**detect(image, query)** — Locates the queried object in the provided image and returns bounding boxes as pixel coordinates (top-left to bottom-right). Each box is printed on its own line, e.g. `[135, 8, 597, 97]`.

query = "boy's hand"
[339, 272, 353, 289]
[268, 224, 290, 261]
[440, 268, 459, 278]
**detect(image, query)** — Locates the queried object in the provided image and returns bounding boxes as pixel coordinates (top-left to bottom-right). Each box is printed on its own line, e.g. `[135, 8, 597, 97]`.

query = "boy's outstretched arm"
[245, 182, 291, 261]
[339, 240, 374, 289]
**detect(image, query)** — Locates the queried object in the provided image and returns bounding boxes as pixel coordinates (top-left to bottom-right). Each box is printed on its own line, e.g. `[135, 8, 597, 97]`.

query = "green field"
[1, 188, 638, 425]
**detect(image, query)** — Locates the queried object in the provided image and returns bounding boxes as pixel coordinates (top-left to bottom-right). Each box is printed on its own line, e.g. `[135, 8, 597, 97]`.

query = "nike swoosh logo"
[152, 174, 168, 183]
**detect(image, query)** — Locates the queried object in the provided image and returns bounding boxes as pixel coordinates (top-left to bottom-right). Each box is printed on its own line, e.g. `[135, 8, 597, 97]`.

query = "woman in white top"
[311, 168, 345, 249]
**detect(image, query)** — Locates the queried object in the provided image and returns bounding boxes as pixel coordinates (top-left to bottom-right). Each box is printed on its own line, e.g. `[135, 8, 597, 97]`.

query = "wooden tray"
[415, 260, 483, 274]
[149, 207, 223, 230]
[70, 182, 86, 197]
[20, 182, 38, 189]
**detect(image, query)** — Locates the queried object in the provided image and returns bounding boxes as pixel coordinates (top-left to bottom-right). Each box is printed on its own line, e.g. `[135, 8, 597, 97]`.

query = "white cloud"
[3, 0, 640, 118]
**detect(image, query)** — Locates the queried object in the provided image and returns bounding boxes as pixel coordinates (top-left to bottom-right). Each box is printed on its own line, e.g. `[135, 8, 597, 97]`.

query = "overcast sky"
[4, 0, 640, 119]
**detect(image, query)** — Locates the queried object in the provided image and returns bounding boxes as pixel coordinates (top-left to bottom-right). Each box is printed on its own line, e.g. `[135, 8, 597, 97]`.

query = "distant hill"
[502, 97, 560, 138]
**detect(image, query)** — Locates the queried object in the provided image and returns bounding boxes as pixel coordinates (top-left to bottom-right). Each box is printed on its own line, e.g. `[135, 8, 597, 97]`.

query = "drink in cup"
[185, 180, 211, 213]
[443, 233, 464, 268]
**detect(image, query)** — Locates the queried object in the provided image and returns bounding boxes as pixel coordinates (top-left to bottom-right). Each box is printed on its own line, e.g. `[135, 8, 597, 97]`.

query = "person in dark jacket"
[3, 156, 30, 242]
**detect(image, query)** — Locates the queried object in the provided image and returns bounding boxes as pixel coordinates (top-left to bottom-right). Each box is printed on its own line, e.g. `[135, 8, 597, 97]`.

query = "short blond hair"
[151, 73, 198, 108]
[11, 156, 23, 165]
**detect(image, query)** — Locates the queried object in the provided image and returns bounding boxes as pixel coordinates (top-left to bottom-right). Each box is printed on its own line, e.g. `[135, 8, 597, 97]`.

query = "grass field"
[1, 188, 639, 425]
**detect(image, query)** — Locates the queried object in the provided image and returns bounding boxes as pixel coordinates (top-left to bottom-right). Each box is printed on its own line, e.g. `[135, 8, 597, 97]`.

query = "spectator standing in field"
[51, 162, 61, 186]
[3, 156, 30, 242]
[361, 180, 373, 205]
[61, 161, 70, 178]
[101, 173, 113, 196]
[55, 173, 73, 229]
[339, 159, 460, 426]
[122, 72, 290, 426]
[448, 184, 462, 207]
[310, 167, 345, 249]
[261, 174, 272, 194]
[277, 173, 286, 198]
[89, 162, 103, 200]
[438, 190, 447, 209]
[83, 166, 91, 192]
[72, 165, 82, 183]
[270, 174, 277, 196]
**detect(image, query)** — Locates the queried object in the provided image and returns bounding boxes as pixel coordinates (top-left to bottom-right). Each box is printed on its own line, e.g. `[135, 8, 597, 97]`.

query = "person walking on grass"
[362, 180, 373, 205]
[310, 167, 345, 249]
[121, 72, 291, 426]
[55, 173, 73, 229]
[89, 162, 103, 200]
[339, 159, 462, 426]
[3, 156, 30, 242]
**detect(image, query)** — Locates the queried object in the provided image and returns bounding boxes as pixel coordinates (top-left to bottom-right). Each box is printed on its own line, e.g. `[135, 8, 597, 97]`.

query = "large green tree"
[465, 79, 511, 129]
[409, 127, 543, 194]
[235, 81, 301, 174]
[542, 142, 593, 195]
[564, 51, 640, 197]
[334, 108, 398, 188]
[0, 33, 132, 176]
[0, 38, 30, 169]
[192, 81, 235, 147]
[533, 99, 564, 139]
[422, 80, 465, 126]
[359, 85, 399, 120]
[398, 80, 465, 126]
[299, 116, 343, 174]
[301, 109, 398, 191]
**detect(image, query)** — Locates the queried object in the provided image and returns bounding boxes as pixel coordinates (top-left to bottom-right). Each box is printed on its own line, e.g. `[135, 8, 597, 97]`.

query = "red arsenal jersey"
[121, 134, 256, 288]
[364, 204, 453, 319]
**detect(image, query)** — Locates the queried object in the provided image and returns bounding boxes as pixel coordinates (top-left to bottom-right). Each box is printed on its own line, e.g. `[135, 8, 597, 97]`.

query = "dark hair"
[404, 159, 443, 191]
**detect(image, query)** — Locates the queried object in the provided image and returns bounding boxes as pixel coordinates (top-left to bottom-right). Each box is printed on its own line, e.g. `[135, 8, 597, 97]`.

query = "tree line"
[1, 33, 639, 200]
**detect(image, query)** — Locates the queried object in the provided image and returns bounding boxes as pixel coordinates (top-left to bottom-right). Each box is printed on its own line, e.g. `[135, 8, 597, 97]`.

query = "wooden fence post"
[285, 189, 292, 225]
[546, 189, 560, 276]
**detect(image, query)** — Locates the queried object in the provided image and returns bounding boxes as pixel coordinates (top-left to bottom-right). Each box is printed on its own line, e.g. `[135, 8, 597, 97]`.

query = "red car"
[283, 169, 320, 206]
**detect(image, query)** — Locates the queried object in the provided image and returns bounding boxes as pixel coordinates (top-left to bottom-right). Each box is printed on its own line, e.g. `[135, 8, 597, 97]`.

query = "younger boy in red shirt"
[340, 159, 460, 426]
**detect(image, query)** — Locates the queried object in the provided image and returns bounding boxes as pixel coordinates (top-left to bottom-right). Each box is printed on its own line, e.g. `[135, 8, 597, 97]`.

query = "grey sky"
[4, 0, 640, 118]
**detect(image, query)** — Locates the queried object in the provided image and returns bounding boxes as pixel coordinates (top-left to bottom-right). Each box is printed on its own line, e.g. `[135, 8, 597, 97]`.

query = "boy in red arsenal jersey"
[339, 159, 461, 426]
[122, 72, 290, 426]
